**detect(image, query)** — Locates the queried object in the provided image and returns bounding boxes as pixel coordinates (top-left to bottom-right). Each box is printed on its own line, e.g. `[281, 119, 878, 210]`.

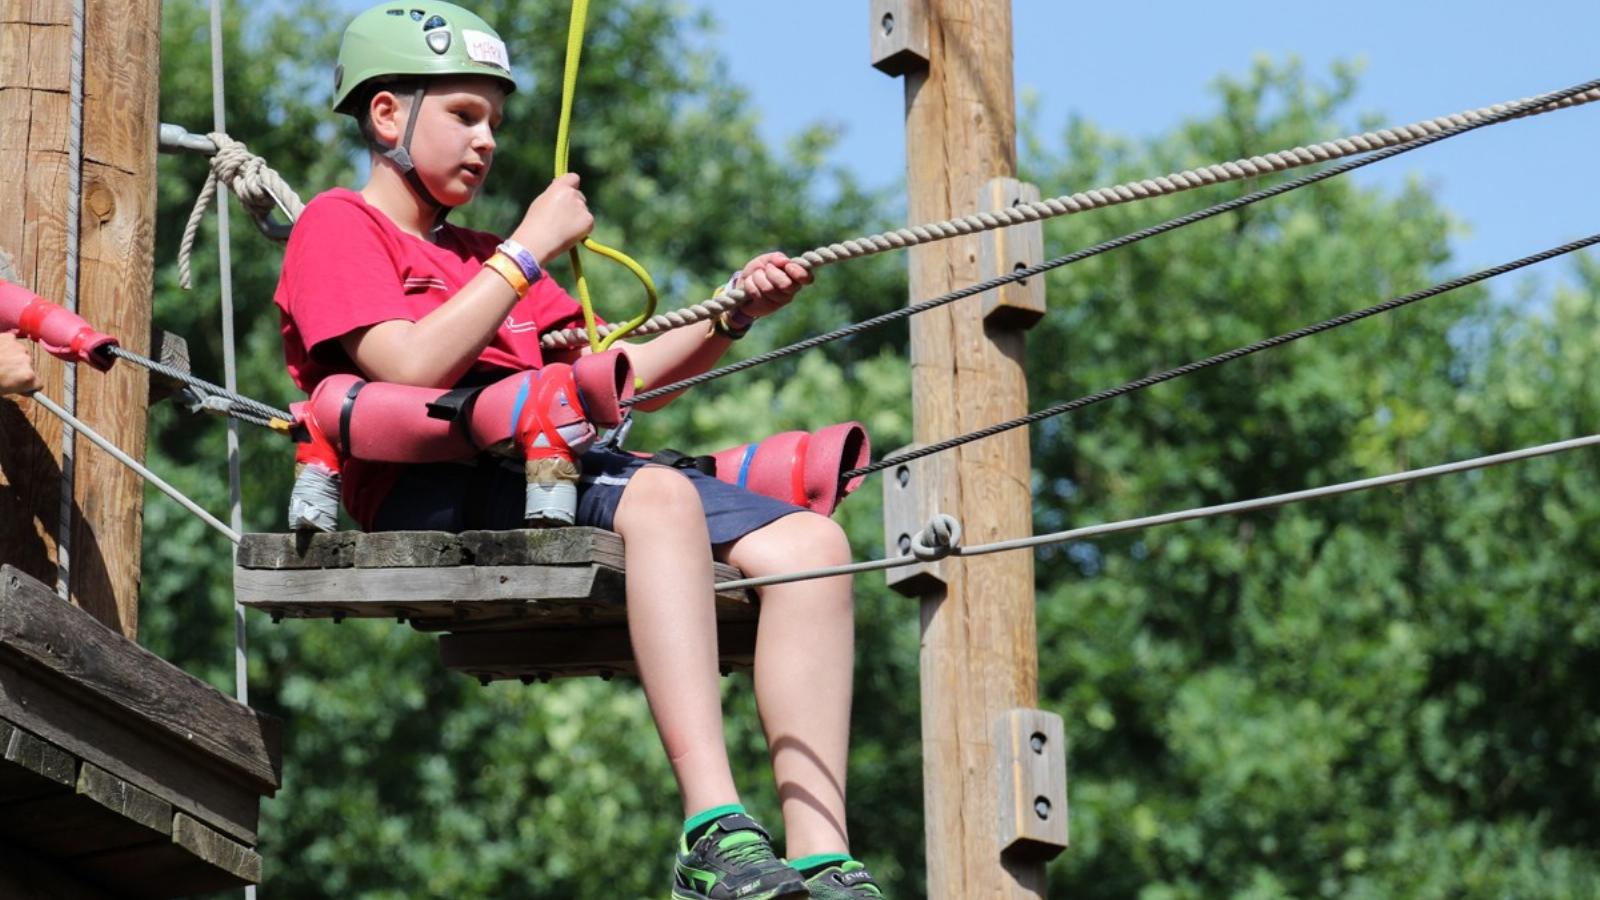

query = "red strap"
[789, 433, 811, 507]
[17, 298, 51, 342]
[516, 365, 583, 459]
[291, 402, 343, 471]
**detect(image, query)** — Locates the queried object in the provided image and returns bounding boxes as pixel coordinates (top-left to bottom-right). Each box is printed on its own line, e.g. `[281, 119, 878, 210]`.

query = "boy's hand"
[0, 333, 39, 396]
[514, 173, 594, 265]
[733, 252, 812, 319]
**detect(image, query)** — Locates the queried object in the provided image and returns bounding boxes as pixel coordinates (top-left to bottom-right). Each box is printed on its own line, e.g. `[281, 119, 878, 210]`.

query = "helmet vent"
[424, 15, 447, 30]
[426, 30, 451, 54]
[409, 9, 423, 20]
[386, 8, 404, 15]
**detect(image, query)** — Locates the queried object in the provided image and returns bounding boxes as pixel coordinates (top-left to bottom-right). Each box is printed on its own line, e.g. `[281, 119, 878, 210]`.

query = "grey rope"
[628, 77, 1600, 408]
[718, 433, 1600, 592]
[544, 81, 1600, 350]
[55, 0, 86, 599]
[209, 0, 251, 731]
[177, 132, 305, 289]
[104, 346, 292, 423]
[850, 232, 1600, 481]
[29, 392, 241, 545]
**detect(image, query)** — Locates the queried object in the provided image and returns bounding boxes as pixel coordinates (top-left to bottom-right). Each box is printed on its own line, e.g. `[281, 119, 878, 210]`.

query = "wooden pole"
[874, 0, 1048, 895]
[0, 0, 159, 638]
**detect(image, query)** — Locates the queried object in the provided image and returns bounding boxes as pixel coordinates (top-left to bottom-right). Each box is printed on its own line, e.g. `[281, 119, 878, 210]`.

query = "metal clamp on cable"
[911, 514, 962, 562]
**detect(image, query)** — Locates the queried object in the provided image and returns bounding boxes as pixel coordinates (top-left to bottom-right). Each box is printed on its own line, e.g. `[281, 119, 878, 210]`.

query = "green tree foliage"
[1026, 61, 1600, 898]
[137, 1, 1600, 896]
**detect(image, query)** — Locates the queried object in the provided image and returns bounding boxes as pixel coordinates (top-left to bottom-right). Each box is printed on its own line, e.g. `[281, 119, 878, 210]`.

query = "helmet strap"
[375, 84, 454, 227]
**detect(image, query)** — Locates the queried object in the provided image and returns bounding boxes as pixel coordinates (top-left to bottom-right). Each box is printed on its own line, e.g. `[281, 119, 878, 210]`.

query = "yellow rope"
[554, 0, 657, 351]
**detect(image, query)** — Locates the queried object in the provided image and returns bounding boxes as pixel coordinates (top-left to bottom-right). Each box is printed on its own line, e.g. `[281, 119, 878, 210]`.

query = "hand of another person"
[732, 251, 812, 320]
[513, 172, 595, 266]
[0, 333, 39, 396]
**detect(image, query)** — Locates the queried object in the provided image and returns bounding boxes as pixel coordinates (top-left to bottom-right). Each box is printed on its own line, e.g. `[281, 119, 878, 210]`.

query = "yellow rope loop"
[555, 0, 657, 351]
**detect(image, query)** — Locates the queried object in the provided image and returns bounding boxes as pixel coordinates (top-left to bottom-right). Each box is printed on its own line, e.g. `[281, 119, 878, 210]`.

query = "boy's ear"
[367, 90, 408, 146]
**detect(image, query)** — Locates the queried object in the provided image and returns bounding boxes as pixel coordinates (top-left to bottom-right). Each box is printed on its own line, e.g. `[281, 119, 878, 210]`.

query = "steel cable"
[105, 346, 292, 424]
[849, 233, 1600, 480]
[718, 433, 1600, 591]
[628, 76, 1600, 408]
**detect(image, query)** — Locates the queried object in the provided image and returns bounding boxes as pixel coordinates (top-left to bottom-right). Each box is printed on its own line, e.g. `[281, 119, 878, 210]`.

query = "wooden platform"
[235, 529, 759, 683]
[0, 566, 281, 898]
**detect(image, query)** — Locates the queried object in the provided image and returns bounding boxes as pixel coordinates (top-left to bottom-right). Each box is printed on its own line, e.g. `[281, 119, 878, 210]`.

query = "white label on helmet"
[463, 30, 510, 72]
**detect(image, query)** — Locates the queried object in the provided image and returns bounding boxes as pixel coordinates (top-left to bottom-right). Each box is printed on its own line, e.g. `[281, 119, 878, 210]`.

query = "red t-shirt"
[274, 188, 588, 527]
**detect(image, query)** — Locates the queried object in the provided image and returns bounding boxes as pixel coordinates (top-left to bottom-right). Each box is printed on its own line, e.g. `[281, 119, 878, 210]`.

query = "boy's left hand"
[734, 252, 812, 319]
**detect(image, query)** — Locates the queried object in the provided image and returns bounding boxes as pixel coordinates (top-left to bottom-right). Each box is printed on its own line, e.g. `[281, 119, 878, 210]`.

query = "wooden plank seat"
[235, 528, 759, 683]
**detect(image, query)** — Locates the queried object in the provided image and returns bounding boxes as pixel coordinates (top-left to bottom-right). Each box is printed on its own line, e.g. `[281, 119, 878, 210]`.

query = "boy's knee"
[752, 512, 850, 567]
[616, 465, 703, 525]
[799, 513, 851, 566]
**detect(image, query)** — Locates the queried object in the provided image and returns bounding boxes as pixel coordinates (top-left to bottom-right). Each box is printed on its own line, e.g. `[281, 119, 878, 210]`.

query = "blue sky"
[299, 1, 1596, 280]
[693, 1, 1598, 279]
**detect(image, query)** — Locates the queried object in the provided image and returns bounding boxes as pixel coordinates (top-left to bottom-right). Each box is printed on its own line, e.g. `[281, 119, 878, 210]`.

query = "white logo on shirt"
[504, 314, 539, 334]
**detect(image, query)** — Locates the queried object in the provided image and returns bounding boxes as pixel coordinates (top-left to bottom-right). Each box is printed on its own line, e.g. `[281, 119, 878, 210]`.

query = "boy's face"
[372, 76, 507, 206]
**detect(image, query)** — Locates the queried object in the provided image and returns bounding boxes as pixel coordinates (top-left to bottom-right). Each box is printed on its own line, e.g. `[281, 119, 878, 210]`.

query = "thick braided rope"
[177, 133, 306, 288]
[542, 84, 1600, 350]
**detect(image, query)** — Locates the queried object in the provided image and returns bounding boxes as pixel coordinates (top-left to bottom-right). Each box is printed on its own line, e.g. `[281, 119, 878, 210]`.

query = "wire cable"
[56, 0, 87, 599]
[209, 0, 252, 749]
[105, 345, 292, 424]
[29, 391, 242, 545]
[626, 77, 1600, 407]
[718, 433, 1600, 591]
[849, 232, 1600, 480]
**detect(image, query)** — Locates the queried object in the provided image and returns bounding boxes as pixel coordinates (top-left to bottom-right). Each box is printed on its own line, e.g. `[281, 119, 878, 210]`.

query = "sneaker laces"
[715, 830, 779, 866]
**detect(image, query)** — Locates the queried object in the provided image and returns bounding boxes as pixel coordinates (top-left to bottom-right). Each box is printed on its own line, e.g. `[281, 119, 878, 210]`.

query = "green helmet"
[333, 2, 517, 116]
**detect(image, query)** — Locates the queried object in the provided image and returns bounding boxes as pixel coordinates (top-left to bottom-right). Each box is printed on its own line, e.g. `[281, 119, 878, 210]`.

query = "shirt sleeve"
[279, 197, 412, 361]
[524, 276, 593, 336]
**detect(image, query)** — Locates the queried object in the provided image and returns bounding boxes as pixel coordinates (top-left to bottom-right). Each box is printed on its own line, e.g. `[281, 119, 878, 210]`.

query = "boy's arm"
[343, 175, 593, 388]
[622, 252, 810, 411]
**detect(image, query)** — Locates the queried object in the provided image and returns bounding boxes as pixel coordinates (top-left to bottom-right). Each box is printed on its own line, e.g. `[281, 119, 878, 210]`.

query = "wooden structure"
[0, 0, 159, 638]
[0, 4, 285, 896]
[0, 565, 280, 897]
[873, 0, 1068, 895]
[236, 528, 758, 683]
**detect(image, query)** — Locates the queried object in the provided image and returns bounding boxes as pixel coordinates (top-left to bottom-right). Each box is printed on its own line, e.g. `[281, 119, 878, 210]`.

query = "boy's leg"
[613, 466, 740, 816]
[722, 512, 855, 860]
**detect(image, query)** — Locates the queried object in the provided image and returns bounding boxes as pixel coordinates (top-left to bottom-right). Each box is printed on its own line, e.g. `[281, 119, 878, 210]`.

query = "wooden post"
[874, 0, 1050, 895]
[0, 0, 159, 638]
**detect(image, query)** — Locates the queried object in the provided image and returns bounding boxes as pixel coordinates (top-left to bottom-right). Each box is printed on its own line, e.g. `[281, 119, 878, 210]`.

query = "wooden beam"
[0, 566, 280, 845]
[876, 0, 1048, 894]
[0, 566, 283, 792]
[0, 0, 160, 639]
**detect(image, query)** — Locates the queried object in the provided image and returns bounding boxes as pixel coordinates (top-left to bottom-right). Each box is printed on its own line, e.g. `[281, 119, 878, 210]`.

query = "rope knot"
[911, 514, 962, 562]
[178, 131, 306, 289]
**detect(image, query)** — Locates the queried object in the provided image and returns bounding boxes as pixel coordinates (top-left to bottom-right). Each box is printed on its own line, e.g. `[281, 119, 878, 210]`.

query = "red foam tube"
[709, 422, 871, 516]
[1, 281, 119, 371]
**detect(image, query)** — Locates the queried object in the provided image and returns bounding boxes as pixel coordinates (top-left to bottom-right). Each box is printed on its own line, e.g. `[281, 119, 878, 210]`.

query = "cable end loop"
[912, 513, 963, 562]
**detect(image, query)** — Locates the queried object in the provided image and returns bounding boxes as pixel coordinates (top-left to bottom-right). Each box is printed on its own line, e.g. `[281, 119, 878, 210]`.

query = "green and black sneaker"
[801, 860, 884, 899]
[671, 812, 808, 900]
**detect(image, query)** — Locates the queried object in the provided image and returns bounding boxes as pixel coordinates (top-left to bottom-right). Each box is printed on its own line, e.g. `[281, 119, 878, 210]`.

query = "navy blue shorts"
[372, 446, 805, 545]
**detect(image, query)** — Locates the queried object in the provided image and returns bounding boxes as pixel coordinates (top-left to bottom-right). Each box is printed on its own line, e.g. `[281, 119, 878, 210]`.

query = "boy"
[273, 4, 885, 898]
